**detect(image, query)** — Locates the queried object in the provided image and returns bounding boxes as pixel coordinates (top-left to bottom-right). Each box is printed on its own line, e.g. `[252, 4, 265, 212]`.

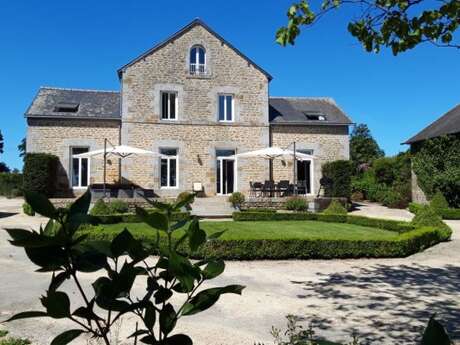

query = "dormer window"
[189, 45, 206, 75]
[303, 112, 327, 121]
[54, 102, 79, 113]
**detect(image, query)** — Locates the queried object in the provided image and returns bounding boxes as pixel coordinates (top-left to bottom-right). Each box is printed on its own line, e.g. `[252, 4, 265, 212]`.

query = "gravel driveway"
[0, 198, 459, 345]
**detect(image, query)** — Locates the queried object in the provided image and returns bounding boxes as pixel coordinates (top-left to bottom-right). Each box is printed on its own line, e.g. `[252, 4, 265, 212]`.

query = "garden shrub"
[228, 192, 245, 209]
[430, 191, 449, 211]
[322, 160, 352, 198]
[285, 196, 308, 211]
[411, 205, 445, 228]
[176, 191, 195, 210]
[381, 188, 409, 209]
[107, 199, 129, 214]
[323, 199, 347, 215]
[22, 202, 35, 216]
[23, 153, 58, 196]
[90, 210, 190, 225]
[412, 134, 460, 207]
[0, 172, 23, 198]
[89, 199, 111, 216]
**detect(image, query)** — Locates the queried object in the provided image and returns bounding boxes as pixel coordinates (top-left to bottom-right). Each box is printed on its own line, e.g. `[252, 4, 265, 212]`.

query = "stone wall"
[121, 122, 270, 196]
[27, 118, 120, 195]
[120, 23, 270, 196]
[270, 125, 350, 196]
[411, 168, 428, 204]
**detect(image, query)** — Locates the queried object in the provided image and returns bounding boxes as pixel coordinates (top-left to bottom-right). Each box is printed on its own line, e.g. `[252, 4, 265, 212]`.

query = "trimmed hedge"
[409, 202, 460, 220]
[90, 211, 190, 225]
[23, 153, 59, 196]
[233, 212, 415, 233]
[322, 160, 353, 199]
[81, 225, 451, 260]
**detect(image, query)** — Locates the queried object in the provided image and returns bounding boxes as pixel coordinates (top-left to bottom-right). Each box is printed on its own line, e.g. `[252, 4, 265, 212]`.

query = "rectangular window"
[160, 148, 178, 188]
[71, 147, 90, 188]
[161, 91, 177, 120]
[218, 94, 233, 122]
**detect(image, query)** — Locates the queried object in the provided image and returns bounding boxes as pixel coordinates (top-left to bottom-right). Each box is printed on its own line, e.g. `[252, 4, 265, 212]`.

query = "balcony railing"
[189, 63, 206, 76]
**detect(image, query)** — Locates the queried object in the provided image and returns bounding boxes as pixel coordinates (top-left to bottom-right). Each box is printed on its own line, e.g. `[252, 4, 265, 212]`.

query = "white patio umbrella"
[73, 140, 159, 197]
[73, 145, 157, 159]
[236, 146, 316, 195]
[236, 146, 315, 161]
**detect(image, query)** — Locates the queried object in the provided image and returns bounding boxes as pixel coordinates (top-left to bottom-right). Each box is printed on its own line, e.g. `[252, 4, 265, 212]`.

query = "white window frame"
[160, 148, 179, 189]
[160, 91, 178, 120]
[295, 152, 315, 196]
[70, 147, 90, 189]
[218, 94, 234, 122]
[189, 45, 206, 75]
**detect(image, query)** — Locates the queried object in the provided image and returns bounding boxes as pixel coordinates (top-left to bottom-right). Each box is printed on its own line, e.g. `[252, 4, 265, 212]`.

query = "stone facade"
[270, 125, 350, 196]
[27, 118, 120, 194]
[25, 21, 351, 198]
[120, 24, 270, 196]
[411, 168, 428, 204]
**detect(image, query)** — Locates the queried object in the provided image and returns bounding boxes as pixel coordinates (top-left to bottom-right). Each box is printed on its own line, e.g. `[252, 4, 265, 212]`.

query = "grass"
[0, 330, 30, 345]
[82, 220, 400, 241]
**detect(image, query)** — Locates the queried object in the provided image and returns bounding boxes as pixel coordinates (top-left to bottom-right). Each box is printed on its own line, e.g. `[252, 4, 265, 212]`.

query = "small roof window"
[303, 111, 326, 121]
[54, 102, 79, 113]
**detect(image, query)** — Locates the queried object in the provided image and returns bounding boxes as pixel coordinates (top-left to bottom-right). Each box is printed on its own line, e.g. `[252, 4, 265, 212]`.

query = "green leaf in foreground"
[3, 311, 48, 322]
[181, 284, 245, 316]
[50, 329, 85, 345]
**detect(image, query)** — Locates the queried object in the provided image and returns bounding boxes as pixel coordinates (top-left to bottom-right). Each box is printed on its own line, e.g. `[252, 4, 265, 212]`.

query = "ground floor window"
[296, 149, 314, 194]
[71, 147, 90, 188]
[216, 149, 235, 195]
[160, 148, 178, 188]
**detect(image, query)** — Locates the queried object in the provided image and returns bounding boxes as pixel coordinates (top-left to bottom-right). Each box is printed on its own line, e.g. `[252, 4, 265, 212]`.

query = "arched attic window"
[189, 45, 206, 75]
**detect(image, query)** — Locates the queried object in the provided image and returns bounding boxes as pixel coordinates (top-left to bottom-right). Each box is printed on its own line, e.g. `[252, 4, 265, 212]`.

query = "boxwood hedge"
[81, 225, 451, 260]
[89, 211, 190, 225]
[409, 202, 460, 220]
[233, 212, 414, 233]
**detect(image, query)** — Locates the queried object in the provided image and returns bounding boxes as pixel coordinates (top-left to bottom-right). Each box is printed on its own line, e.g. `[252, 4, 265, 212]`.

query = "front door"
[216, 150, 235, 195]
[297, 160, 311, 194]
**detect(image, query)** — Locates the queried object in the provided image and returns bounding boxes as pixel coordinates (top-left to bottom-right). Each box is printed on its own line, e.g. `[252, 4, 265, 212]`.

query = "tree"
[0, 162, 10, 173]
[350, 123, 384, 166]
[277, 0, 460, 55]
[0, 130, 3, 154]
[18, 137, 26, 160]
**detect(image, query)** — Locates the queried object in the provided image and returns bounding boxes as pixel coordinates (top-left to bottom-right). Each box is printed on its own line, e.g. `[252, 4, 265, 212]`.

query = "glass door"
[296, 160, 311, 194]
[216, 150, 235, 195]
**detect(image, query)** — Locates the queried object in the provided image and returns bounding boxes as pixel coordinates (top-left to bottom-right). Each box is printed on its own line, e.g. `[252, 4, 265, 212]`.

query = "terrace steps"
[191, 196, 234, 218]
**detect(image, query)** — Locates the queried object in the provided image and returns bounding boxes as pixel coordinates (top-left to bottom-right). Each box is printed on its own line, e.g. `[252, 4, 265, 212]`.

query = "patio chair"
[263, 180, 275, 197]
[277, 180, 290, 197]
[296, 181, 307, 195]
[252, 182, 263, 197]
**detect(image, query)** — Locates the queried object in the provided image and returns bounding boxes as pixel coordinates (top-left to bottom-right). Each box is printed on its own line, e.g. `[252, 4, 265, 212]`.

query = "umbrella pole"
[103, 138, 107, 198]
[293, 141, 297, 196]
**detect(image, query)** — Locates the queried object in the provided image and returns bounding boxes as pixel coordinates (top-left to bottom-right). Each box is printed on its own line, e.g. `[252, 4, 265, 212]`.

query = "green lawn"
[84, 220, 400, 241]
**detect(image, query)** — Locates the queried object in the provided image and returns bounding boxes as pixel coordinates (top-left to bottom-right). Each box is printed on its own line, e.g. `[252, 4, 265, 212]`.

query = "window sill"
[186, 74, 212, 80]
[160, 187, 179, 190]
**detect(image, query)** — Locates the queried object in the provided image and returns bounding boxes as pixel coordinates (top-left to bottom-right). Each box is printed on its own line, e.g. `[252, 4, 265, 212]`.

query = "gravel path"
[0, 198, 459, 345]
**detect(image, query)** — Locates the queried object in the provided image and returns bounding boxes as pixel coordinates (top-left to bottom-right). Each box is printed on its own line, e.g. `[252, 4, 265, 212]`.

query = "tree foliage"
[0, 130, 4, 154]
[412, 135, 460, 207]
[4, 190, 244, 345]
[18, 138, 26, 160]
[277, 0, 460, 55]
[350, 124, 384, 166]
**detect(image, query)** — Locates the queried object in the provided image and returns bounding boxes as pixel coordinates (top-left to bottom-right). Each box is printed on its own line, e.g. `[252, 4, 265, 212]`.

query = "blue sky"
[1, 0, 459, 170]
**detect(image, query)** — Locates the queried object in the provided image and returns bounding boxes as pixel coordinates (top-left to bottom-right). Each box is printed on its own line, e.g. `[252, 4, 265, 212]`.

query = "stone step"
[191, 196, 234, 217]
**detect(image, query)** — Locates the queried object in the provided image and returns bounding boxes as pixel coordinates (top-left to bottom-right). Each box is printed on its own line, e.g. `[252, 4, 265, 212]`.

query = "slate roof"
[269, 97, 353, 125]
[117, 18, 273, 81]
[404, 104, 460, 144]
[25, 87, 121, 120]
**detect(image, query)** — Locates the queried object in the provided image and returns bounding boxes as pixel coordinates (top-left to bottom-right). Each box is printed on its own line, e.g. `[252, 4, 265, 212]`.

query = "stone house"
[25, 19, 352, 198]
[404, 103, 460, 203]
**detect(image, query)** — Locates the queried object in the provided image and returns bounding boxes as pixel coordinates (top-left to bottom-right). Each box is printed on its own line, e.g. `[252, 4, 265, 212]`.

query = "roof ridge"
[270, 96, 335, 102]
[40, 86, 119, 94]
